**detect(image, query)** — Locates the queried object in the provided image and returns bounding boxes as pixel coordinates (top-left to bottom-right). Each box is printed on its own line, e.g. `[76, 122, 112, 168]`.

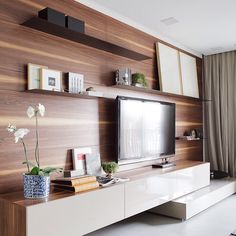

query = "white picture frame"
[27, 63, 48, 90]
[40, 68, 62, 91]
[156, 42, 183, 95]
[72, 147, 92, 174]
[179, 52, 199, 98]
[85, 153, 102, 176]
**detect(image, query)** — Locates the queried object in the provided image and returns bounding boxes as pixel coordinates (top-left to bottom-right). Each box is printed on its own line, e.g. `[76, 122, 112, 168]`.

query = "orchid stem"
[21, 139, 30, 173]
[35, 113, 40, 168]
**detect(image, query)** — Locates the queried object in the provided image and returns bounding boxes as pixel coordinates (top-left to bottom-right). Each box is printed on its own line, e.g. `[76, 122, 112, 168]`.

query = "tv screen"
[117, 96, 175, 165]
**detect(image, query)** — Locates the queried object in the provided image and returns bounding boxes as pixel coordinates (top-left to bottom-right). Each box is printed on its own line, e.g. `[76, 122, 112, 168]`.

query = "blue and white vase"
[23, 174, 50, 199]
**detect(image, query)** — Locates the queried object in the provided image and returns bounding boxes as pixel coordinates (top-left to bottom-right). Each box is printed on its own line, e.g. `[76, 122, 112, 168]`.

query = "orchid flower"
[14, 128, 30, 143]
[7, 124, 16, 133]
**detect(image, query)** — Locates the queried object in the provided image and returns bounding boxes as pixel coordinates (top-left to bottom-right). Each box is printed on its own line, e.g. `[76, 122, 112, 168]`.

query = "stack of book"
[51, 175, 99, 193]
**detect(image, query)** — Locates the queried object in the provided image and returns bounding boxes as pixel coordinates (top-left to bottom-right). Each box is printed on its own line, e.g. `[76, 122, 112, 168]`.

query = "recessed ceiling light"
[160, 17, 179, 26]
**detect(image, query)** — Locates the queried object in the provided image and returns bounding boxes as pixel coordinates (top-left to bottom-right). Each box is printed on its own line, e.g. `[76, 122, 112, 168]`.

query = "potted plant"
[7, 104, 62, 199]
[132, 73, 148, 88]
[101, 162, 119, 179]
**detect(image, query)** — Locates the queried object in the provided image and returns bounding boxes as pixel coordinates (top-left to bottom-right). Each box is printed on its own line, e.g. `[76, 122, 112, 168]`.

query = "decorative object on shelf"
[27, 63, 48, 90]
[131, 73, 147, 87]
[84, 87, 103, 97]
[86, 87, 95, 91]
[67, 72, 84, 93]
[66, 15, 85, 33]
[38, 7, 65, 27]
[6, 104, 62, 199]
[101, 162, 119, 179]
[85, 153, 102, 176]
[115, 68, 132, 85]
[72, 147, 92, 175]
[96, 176, 130, 187]
[190, 129, 198, 138]
[40, 68, 62, 91]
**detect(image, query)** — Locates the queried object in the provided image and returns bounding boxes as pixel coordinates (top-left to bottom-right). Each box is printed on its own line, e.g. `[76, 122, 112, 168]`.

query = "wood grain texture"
[0, 198, 26, 236]
[0, 0, 203, 194]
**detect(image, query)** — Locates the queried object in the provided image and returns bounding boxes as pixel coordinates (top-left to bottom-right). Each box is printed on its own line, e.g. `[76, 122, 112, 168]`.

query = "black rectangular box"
[38, 7, 65, 27]
[66, 16, 85, 33]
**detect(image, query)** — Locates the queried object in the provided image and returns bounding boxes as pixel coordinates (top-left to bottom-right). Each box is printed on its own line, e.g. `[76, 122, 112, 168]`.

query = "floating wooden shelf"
[22, 17, 151, 61]
[25, 89, 102, 99]
[113, 84, 202, 101]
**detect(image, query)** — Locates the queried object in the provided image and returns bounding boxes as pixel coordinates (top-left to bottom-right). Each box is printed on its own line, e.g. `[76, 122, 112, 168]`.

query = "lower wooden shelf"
[113, 84, 202, 101]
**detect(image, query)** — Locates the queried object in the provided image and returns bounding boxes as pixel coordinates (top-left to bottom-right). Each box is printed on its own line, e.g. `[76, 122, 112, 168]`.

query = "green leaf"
[42, 167, 63, 175]
[30, 166, 40, 175]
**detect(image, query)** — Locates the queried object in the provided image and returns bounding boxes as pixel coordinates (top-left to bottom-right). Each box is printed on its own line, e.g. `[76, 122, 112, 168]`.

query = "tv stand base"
[152, 158, 176, 168]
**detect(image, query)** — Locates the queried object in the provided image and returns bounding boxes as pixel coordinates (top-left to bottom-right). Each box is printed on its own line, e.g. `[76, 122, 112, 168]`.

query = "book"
[64, 170, 85, 178]
[51, 175, 96, 186]
[53, 181, 99, 193]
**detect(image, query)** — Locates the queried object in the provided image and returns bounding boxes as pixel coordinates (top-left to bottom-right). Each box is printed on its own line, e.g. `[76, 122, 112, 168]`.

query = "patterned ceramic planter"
[23, 174, 50, 199]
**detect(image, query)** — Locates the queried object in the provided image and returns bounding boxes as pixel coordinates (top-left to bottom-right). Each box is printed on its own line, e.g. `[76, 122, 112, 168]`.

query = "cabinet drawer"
[27, 184, 125, 236]
[125, 163, 210, 218]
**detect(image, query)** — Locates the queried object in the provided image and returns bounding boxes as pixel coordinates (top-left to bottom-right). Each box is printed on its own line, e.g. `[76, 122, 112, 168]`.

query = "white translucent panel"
[120, 100, 143, 159]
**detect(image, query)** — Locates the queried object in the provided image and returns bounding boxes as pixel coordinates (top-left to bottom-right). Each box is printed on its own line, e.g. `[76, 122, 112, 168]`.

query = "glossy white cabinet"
[1, 162, 210, 236]
[125, 163, 210, 217]
[27, 184, 125, 236]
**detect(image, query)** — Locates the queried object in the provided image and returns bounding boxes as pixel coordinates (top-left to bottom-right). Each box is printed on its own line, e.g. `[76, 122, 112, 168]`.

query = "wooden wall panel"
[0, 0, 203, 194]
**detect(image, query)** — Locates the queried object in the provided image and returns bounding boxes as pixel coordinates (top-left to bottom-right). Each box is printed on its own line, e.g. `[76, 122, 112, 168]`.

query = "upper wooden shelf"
[25, 89, 102, 99]
[113, 84, 202, 101]
[22, 17, 151, 61]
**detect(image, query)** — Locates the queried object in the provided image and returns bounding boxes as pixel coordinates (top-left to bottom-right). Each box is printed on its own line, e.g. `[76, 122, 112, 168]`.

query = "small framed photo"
[27, 63, 48, 90]
[72, 147, 92, 174]
[40, 68, 62, 91]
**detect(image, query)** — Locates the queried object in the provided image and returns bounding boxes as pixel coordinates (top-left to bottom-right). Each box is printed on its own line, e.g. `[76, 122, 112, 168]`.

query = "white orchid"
[27, 103, 45, 118]
[6, 103, 62, 176]
[38, 103, 45, 117]
[27, 106, 35, 118]
[14, 128, 30, 143]
[7, 124, 16, 133]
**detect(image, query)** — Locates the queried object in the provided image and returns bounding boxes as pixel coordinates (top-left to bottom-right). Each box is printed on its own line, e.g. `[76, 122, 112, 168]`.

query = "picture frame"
[156, 42, 183, 95]
[40, 68, 62, 91]
[85, 153, 102, 176]
[179, 52, 199, 98]
[27, 63, 48, 90]
[72, 147, 92, 174]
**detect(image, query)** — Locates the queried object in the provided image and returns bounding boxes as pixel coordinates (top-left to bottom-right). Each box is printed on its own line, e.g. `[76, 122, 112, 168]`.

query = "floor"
[87, 194, 236, 236]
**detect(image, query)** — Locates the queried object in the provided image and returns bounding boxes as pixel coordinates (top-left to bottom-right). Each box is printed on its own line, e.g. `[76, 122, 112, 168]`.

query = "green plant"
[102, 162, 119, 174]
[132, 73, 147, 87]
[7, 104, 62, 176]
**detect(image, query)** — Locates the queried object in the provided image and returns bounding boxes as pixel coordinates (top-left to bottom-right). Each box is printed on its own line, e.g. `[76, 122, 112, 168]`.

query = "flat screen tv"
[117, 96, 175, 165]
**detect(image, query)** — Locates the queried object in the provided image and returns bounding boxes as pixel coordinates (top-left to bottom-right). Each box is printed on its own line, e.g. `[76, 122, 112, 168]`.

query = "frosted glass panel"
[120, 100, 142, 159]
[119, 99, 175, 162]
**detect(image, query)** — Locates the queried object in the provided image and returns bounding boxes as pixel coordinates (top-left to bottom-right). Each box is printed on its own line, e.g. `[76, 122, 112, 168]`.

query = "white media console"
[0, 161, 210, 236]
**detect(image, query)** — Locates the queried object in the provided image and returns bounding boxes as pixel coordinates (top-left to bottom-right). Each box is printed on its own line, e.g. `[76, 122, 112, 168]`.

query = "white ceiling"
[78, 0, 236, 57]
